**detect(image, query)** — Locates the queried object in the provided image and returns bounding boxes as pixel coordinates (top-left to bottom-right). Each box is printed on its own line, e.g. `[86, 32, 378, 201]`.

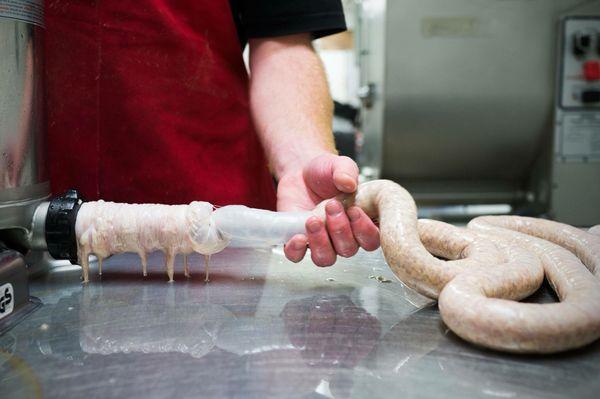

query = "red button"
[583, 60, 600, 81]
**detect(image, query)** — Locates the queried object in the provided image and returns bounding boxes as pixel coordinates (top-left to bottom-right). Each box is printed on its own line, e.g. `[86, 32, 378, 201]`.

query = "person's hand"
[277, 154, 380, 266]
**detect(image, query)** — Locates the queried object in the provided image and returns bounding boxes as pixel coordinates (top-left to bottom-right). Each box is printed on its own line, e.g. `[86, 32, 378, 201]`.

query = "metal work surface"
[1, 248, 599, 398]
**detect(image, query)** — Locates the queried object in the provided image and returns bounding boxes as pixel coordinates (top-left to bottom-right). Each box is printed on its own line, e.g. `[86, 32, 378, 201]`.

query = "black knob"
[573, 31, 592, 57]
[45, 190, 84, 264]
[581, 90, 600, 104]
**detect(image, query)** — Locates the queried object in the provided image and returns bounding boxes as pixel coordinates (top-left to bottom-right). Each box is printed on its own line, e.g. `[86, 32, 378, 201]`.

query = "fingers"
[287, 204, 379, 268]
[347, 206, 380, 251]
[284, 234, 308, 263]
[325, 200, 359, 258]
[306, 216, 337, 267]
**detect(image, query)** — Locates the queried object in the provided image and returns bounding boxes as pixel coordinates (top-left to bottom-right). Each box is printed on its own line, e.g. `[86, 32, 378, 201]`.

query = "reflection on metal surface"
[282, 295, 381, 369]
[0, 249, 599, 398]
[0, 348, 42, 399]
[78, 287, 234, 359]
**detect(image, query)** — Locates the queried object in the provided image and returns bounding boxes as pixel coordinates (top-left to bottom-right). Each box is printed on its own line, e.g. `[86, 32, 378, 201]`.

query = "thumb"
[303, 154, 359, 199]
[331, 156, 359, 193]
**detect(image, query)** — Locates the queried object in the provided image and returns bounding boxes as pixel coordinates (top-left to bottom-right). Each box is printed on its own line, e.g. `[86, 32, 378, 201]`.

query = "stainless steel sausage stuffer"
[0, 190, 84, 334]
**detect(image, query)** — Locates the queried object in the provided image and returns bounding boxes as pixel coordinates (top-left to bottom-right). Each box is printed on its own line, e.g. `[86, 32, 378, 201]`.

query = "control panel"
[555, 16, 600, 162]
[551, 14, 600, 226]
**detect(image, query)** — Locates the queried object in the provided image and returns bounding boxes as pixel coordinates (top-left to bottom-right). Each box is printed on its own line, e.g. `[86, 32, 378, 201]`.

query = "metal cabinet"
[356, 0, 598, 224]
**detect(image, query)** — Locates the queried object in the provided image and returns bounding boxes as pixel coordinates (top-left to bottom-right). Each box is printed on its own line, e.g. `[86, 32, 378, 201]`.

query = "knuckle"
[330, 227, 347, 237]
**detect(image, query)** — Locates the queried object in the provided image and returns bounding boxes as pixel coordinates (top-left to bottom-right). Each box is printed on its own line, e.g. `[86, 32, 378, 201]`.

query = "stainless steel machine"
[356, 0, 600, 225]
[0, 0, 48, 329]
[0, 0, 81, 332]
[1, 0, 48, 240]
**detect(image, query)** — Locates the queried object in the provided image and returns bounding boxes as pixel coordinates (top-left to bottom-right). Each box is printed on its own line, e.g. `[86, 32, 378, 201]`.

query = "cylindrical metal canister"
[0, 0, 49, 235]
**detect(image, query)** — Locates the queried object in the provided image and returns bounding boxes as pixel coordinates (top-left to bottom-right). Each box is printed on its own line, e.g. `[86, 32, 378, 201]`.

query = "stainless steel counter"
[1, 248, 599, 398]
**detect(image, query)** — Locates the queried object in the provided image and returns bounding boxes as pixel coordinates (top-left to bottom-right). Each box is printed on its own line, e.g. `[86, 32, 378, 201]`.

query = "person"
[45, 0, 380, 267]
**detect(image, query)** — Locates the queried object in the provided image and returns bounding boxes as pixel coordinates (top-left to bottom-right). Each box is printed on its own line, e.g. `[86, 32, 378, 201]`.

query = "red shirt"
[45, 0, 276, 208]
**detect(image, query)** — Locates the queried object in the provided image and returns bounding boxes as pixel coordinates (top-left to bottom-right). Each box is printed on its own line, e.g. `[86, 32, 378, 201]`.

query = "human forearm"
[249, 33, 380, 266]
[249, 33, 336, 180]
